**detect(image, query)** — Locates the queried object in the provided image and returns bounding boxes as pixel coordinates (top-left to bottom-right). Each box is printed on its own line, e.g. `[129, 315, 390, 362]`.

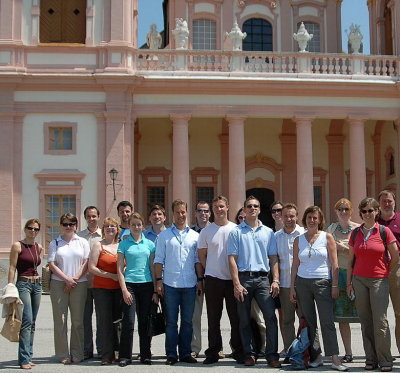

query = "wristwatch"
[272, 279, 280, 285]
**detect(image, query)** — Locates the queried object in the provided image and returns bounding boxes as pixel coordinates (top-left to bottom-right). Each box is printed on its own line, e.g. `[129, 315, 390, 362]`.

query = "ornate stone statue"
[146, 24, 162, 50]
[347, 23, 363, 54]
[172, 18, 189, 50]
[293, 22, 313, 53]
[225, 20, 247, 51]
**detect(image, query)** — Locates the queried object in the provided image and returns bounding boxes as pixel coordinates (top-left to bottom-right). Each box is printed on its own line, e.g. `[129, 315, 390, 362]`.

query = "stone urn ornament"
[172, 18, 189, 50]
[225, 20, 247, 51]
[293, 22, 313, 53]
[347, 23, 363, 54]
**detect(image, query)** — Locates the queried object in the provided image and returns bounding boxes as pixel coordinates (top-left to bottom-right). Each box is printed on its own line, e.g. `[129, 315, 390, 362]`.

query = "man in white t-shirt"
[198, 196, 243, 364]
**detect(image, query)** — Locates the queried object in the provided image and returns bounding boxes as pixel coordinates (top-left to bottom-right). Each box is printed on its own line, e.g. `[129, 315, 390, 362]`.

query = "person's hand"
[122, 289, 134, 305]
[110, 273, 119, 282]
[336, 241, 348, 252]
[196, 280, 204, 296]
[331, 286, 339, 299]
[234, 284, 247, 302]
[156, 281, 164, 297]
[270, 281, 280, 298]
[152, 292, 159, 303]
[346, 284, 354, 299]
[64, 276, 77, 288]
[289, 287, 297, 303]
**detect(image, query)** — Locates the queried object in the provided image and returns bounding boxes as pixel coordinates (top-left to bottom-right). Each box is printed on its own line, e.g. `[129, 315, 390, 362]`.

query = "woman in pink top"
[347, 197, 399, 372]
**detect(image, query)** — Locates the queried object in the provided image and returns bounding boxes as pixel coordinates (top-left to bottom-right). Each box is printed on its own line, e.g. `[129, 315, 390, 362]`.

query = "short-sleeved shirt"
[117, 234, 155, 283]
[378, 212, 400, 250]
[119, 227, 131, 241]
[227, 220, 277, 273]
[47, 234, 90, 282]
[154, 224, 199, 288]
[349, 223, 396, 278]
[198, 221, 236, 280]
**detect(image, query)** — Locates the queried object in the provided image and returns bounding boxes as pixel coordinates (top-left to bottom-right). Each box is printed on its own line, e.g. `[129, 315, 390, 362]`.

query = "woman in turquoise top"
[117, 212, 158, 367]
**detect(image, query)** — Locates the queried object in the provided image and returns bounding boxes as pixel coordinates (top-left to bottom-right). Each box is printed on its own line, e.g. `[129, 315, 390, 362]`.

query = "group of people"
[6, 190, 400, 372]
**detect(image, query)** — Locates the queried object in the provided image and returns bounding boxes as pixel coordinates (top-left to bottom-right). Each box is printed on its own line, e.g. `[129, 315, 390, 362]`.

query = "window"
[45, 195, 76, 245]
[313, 186, 322, 208]
[147, 186, 166, 211]
[193, 19, 216, 50]
[44, 122, 77, 155]
[40, 0, 86, 43]
[191, 167, 218, 221]
[298, 22, 320, 52]
[196, 186, 214, 207]
[385, 147, 395, 178]
[243, 18, 273, 51]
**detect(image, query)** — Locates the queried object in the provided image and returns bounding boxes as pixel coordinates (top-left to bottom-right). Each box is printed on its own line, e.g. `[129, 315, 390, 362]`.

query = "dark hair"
[24, 218, 41, 231]
[59, 213, 78, 225]
[196, 201, 210, 209]
[117, 201, 133, 212]
[282, 203, 298, 215]
[301, 206, 325, 231]
[172, 199, 187, 212]
[235, 208, 245, 225]
[148, 204, 166, 217]
[212, 195, 229, 206]
[83, 206, 100, 218]
[270, 200, 284, 211]
[359, 197, 379, 220]
[378, 190, 396, 203]
[244, 195, 260, 206]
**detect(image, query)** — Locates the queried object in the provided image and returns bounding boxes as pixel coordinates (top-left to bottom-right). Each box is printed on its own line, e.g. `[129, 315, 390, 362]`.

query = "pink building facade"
[0, 0, 399, 255]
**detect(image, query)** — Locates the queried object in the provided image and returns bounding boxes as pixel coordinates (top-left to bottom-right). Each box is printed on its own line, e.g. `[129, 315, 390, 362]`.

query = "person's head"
[148, 205, 166, 227]
[172, 199, 188, 228]
[24, 218, 41, 238]
[101, 217, 120, 243]
[212, 196, 229, 221]
[59, 213, 78, 234]
[243, 196, 261, 219]
[359, 197, 380, 222]
[302, 206, 325, 231]
[270, 200, 284, 222]
[129, 212, 145, 236]
[334, 198, 353, 221]
[378, 190, 396, 218]
[235, 207, 246, 224]
[282, 203, 298, 232]
[83, 206, 100, 228]
[117, 201, 133, 225]
[195, 201, 211, 226]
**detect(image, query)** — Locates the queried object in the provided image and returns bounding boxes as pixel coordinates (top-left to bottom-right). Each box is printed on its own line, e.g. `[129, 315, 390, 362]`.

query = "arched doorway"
[246, 188, 275, 228]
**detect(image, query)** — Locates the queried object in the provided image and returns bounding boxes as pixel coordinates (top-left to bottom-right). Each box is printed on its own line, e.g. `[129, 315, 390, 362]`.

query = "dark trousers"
[93, 288, 122, 361]
[204, 276, 243, 359]
[237, 273, 279, 362]
[83, 288, 101, 356]
[119, 282, 153, 360]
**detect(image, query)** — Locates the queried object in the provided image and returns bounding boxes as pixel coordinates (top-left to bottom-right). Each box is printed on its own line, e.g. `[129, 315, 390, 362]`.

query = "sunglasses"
[271, 208, 282, 214]
[337, 208, 350, 212]
[62, 222, 76, 227]
[360, 209, 375, 214]
[246, 204, 259, 209]
[26, 227, 40, 232]
[196, 209, 209, 214]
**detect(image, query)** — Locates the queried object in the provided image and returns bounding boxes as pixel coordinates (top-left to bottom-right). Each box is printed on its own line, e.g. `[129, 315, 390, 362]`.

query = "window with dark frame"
[147, 186, 166, 215]
[243, 18, 273, 51]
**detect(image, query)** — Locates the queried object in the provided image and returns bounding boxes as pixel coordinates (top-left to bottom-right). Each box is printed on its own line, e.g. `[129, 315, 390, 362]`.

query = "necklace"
[337, 223, 352, 235]
[24, 241, 39, 274]
[306, 231, 320, 258]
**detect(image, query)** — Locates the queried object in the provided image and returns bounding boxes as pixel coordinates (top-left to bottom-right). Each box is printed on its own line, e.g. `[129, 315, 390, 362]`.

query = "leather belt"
[239, 271, 269, 277]
[17, 276, 41, 284]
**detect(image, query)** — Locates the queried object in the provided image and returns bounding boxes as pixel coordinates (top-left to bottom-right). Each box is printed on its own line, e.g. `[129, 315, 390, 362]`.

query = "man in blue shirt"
[144, 204, 167, 243]
[154, 199, 203, 365]
[227, 196, 281, 368]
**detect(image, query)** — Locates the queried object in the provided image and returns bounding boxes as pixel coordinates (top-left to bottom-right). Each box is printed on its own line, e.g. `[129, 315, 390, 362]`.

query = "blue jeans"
[164, 284, 196, 359]
[16, 280, 42, 365]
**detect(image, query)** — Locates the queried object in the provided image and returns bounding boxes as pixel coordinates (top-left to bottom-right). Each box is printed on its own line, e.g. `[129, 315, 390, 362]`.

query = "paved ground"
[1, 259, 399, 372]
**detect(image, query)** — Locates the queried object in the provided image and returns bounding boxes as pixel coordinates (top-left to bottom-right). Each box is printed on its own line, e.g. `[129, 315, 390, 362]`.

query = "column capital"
[225, 114, 247, 124]
[292, 116, 315, 125]
[170, 113, 192, 123]
[346, 116, 368, 125]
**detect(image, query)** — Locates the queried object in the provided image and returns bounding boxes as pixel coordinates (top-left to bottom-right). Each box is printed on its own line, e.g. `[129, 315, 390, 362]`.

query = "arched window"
[40, 0, 86, 43]
[242, 18, 273, 51]
[297, 22, 320, 52]
[193, 19, 216, 50]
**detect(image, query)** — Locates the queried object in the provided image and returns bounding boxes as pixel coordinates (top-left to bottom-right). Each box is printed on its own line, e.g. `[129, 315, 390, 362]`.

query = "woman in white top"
[290, 206, 347, 372]
[48, 213, 90, 365]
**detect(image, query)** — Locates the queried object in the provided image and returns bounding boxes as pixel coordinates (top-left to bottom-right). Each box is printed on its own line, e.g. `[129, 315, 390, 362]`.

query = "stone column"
[294, 117, 314, 216]
[171, 114, 191, 207]
[226, 115, 246, 219]
[348, 117, 367, 219]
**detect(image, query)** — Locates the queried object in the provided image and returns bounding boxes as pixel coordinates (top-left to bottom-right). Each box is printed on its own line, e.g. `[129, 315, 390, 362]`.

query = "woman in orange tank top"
[88, 217, 122, 365]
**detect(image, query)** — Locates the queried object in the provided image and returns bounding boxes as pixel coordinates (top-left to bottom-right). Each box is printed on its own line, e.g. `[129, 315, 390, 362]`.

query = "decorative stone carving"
[238, 0, 277, 9]
[293, 22, 313, 53]
[225, 20, 247, 51]
[172, 18, 189, 50]
[146, 24, 162, 50]
[347, 23, 363, 55]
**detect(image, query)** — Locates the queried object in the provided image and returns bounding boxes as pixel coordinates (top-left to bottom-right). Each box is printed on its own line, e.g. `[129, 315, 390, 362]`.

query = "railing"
[0, 44, 398, 78]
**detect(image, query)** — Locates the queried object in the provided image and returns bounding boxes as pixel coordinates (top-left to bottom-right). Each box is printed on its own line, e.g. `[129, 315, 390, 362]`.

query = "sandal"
[381, 367, 392, 372]
[60, 357, 71, 365]
[365, 363, 378, 370]
[20, 364, 31, 370]
[341, 355, 353, 363]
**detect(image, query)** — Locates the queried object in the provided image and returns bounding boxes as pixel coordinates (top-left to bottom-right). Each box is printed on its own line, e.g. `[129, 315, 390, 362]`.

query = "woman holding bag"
[8, 219, 43, 370]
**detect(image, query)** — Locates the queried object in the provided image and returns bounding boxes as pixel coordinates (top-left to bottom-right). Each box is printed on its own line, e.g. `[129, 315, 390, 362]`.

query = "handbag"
[1, 302, 22, 342]
[147, 303, 165, 337]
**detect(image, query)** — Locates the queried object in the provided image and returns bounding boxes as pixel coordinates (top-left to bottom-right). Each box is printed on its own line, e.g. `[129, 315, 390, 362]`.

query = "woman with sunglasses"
[326, 199, 359, 364]
[89, 217, 122, 365]
[290, 206, 348, 371]
[270, 201, 284, 232]
[347, 198, 398, 372]
[48, 213, 90, 365]
[8, 219, 43, 370]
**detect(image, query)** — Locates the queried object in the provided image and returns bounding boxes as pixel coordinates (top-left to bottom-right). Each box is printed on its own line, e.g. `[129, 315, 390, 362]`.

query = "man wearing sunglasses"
[227, 196, 281, 368]
[377, 190, 400, 355]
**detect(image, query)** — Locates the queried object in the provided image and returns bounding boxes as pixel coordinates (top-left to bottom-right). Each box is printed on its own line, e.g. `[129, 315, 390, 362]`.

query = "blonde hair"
[101, 217, 120, 243]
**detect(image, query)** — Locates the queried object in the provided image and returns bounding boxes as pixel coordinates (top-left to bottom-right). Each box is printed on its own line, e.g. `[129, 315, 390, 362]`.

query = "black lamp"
[109, 168, 119, 200]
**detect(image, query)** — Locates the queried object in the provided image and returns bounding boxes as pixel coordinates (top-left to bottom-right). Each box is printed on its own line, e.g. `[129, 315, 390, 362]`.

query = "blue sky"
[138, 0, 370, 54]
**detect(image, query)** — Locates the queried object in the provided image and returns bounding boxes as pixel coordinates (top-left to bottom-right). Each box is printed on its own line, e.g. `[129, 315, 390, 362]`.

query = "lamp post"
[109, 168, 118, 201]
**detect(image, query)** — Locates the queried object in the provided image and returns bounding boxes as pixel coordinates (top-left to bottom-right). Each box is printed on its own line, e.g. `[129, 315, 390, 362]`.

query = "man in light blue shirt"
[227, 196, 281, 368]
[154, 199, 203, 365]
[143, 204, 167, 243]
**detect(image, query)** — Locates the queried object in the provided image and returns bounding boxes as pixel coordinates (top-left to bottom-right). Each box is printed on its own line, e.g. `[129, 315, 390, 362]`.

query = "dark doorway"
[246, 188, 275, 229]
